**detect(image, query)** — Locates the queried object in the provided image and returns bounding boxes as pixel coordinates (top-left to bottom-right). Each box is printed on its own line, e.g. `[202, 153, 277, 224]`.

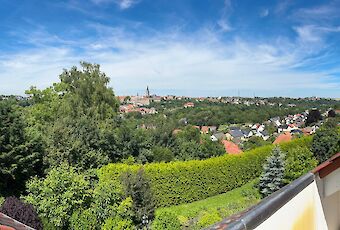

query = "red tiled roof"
[0, 226, 15, 230]
[184, 102, 195, 107]
[273, 132, 292, 144]
[222, 140, 242, 154]
[201, 126, 209, 133]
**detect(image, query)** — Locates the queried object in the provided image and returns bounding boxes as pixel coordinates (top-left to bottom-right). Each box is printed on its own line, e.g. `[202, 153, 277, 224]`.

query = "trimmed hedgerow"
[98, 137, 312, 208]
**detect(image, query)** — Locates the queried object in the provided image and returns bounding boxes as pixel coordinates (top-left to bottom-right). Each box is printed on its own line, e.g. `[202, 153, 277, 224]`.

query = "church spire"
[146, 86, 150, 98]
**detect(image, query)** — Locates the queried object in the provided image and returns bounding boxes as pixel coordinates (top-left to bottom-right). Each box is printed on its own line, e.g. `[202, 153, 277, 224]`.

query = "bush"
[69, 208, 98, 230]
[101, 197, 134, 230]
[285, 146, 318, 183]
[195, 210, 222, 229]
[99, 137, 312, 208]
[151, 210, 181, 230]
[259, 147, 286, 197]
[24, 164, 92, 228]
[99, 144, 273, 208]
[102, 218, 134, 230]
[121, 168, 155, 228]
[68, 177, 135, 230]
[0, 196, 43, 230]
[154, 180, 260, 229]
[152, 146, 174, 162]
[311, 127, 340, 163]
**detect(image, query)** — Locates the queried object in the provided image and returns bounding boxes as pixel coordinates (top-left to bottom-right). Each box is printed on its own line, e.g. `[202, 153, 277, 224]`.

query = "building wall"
[321, 191, 340, 230]
[316, 168, 340, 230]
[256, 181, 328, 230]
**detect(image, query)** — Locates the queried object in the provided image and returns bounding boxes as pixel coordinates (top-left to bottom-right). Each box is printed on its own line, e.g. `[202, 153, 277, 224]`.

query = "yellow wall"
[255, 182, 327, 230]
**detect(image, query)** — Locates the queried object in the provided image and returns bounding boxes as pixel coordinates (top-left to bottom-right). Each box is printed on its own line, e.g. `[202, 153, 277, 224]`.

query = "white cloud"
[217, 19, 232, 32]
[275, 0, 293, 14]
[118, 0, 135, 9]
[294, 25, 340, 43]
[91, 0, 138, 9]
[1, 25, 339, 97]
[217, 0, 233, 32]
[294, 25, 322, 43]
[294, 4, 339, 19]
[260, 8, 269, 18]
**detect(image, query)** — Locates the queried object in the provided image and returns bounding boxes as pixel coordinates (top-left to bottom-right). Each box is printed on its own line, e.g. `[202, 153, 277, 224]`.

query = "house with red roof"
[222, 140, 242, 155]
[273, 132, 292, 144]
[184, 102, 195, 108]
[201, 126, 209, 134]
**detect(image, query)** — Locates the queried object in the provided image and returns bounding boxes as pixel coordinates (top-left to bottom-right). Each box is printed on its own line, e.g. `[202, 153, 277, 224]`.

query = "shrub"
[68, 178, 135, 230]
[24, 164, 92, 228]
[151, 210, 181, 230]
[98, 137, 312, 208]
[152, 146, 174, 162]
[195, 210, 222, 229]
[285, 146, 318, 183]
[0, 196, 43, 230]
[121, 168, 155, 228]
[259, 146, 286, 197]
[311, 127, 340, 163]
[101, 197, 134, 230]
[102, 218, 134, 230]
[69, 208, 98, 230]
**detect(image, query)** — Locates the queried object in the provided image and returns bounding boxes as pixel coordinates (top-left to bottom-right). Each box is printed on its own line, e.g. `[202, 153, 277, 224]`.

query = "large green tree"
[0, 100, 44, 196]
[311, 124, 340, 163]
[25, 62, 120, 169]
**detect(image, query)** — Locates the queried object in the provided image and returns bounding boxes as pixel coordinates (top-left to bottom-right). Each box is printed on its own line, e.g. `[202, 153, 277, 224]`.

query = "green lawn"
[155, 179, 261, 229]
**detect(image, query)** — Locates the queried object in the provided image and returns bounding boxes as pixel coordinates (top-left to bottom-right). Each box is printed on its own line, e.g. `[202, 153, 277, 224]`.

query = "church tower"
[146, 86, 150, 98]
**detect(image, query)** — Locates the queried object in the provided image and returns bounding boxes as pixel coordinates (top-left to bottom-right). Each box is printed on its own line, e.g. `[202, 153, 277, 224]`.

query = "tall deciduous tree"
[311, 125, 340, 163]
[58, 62, 119, 119]
[25, 62, 120, 169]
[306, 108, 322, 126]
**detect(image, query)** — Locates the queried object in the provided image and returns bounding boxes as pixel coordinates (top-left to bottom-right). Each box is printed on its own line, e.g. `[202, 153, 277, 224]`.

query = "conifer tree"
[259, 146, 286, 197]
[0, 100, 44, 196]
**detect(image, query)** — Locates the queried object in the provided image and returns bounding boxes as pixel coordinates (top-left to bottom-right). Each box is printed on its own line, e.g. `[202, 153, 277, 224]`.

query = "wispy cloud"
[1, 24, 339, 97]
[294, 25, 340, 43]
[260, 8, 269, 18]
[275, 0, 294, 14]
[91, 0, 139, 9]
[217, 0, 233, 32]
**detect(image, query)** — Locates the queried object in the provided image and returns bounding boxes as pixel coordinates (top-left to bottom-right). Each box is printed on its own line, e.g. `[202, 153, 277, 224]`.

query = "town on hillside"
[115, 86, 340, 154]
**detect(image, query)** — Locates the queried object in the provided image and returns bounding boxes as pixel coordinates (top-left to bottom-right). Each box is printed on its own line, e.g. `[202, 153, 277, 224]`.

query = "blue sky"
[0, 0, 340, 97]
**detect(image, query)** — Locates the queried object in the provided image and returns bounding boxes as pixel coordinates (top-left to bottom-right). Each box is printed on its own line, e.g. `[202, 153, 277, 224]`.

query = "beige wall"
[321, 191, 340, 230]
[255, 181, 328, 230]
[316, 168, 340, 230]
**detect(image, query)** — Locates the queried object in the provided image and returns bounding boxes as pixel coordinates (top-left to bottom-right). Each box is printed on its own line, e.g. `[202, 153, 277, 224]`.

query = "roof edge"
[0, 212, 35, 230]
[312, 152, 340, 178]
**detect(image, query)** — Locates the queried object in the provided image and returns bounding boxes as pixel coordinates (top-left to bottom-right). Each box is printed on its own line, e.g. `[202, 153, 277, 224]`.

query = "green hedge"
[98, 136, 312, 208]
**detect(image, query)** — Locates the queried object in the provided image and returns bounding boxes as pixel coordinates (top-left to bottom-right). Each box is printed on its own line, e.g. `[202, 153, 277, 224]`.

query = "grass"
[155, 179, 261, 229]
